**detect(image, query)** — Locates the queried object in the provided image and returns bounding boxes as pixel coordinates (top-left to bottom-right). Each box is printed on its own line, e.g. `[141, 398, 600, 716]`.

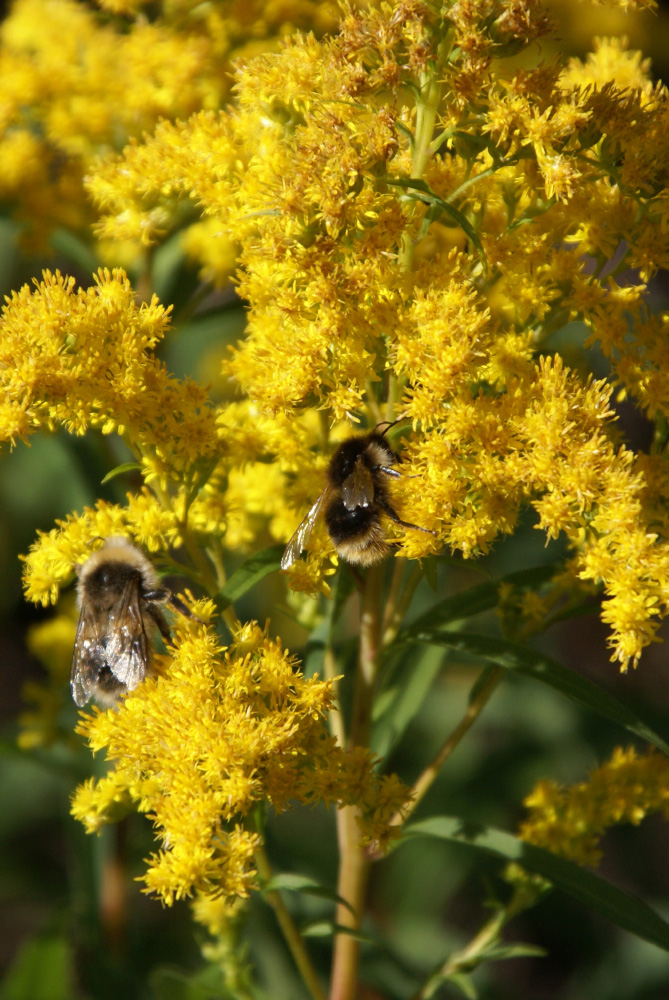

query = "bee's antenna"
[374, 417, 407, 437]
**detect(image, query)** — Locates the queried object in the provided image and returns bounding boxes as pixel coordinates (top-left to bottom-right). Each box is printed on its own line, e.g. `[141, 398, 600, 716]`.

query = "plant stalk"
[330, 565, 384, 1000]
[367, 666, 504, 862]
[255, 845, 327, 1000]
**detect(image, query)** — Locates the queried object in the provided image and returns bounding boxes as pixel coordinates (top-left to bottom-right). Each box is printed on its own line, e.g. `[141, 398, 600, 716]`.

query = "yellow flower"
[14, 2, 669, 678]
[0, 0, 337, 249]
[520, 747, 669, 867]
[70, 620, 408, 903]
[0, 268, 222, 485]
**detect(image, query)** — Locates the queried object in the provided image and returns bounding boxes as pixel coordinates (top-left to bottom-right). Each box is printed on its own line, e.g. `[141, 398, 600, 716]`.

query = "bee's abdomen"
[325, 497, 389, 566]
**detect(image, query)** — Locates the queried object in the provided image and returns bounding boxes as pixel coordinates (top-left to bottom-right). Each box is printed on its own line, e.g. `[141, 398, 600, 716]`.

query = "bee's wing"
[70, 574, 149, 707]
[70, 601, 103, 707]
[70, 604, 102, 708]
[281, 489, 331, 570]
[103, 575, 150, 690]
[341, 459, 374, 509]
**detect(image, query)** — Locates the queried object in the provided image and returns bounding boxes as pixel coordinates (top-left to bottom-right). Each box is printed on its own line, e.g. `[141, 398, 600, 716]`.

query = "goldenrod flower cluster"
[0, 268, 220, 484]
[5, 0, 669, 934]
[519, 746, 669, 867]
[0, 0, 336, 253]
[79, 2, 669, 667]
[70, 620, 408, 903]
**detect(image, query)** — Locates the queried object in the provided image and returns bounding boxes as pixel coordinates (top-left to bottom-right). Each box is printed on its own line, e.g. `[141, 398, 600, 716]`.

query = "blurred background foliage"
[2, 0, 669, 998]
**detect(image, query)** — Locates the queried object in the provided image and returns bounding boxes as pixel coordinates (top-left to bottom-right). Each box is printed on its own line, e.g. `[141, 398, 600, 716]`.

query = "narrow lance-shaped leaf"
[371, 644, 444, 758]
[395, 563, 560, 641]
[300, 922, 377, 943]
[386, 176, 487, 272]
[403, 630, 669, 756]
[264, 873, 354, 913]
[101, 462, 141, 484]
[405, 816, 669, 954]
[217, 543, 284, 610]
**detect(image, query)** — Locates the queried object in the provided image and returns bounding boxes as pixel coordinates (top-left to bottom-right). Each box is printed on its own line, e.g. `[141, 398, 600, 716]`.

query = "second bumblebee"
[281, 428, 433, 569]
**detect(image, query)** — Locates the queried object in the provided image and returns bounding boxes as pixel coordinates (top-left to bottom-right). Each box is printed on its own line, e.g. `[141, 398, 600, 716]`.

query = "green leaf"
[404, 816, 669, 953]
[300, 921, 376, 943]
[218, 544, 284, 610]
[416, 200, 445, 242]
[101, 461, 141, 484]
[264, 873, 353, 913]
[371, 644, 444, 758]
[395, 119, 415, 149]
[443, 971, 478, 1000]
[396, 563, 559, 642]
[403, 630, 669, 755]
[0, 933, 74, 1000]
[386, 177, 487, 273]
[420, 939, 544, 999]
[482, 942, 546, 961]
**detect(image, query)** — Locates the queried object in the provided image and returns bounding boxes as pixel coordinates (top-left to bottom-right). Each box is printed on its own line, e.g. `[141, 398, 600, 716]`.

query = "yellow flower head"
[0, 0, 337, 249]
[519, 746, 669, 867]
[76, 0, 669, 669]
[0, 268, 222, 488]
[71, 619, 408, 903]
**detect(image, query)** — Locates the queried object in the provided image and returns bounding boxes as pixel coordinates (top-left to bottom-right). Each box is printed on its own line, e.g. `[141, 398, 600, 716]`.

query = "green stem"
[255, 845, 327, 1000]
[330, 565, 384, 1000]
[382, 561, 423, 647]
[368, 666, 503, 859]
[427, 125, 458, 158]
[381, 558, 406, 639]
[410, 883, 535, 1000]
[331, 806, 371, 1000]
[412, 37, 451, 180]
[404, 666, 502, 820]
[445, 163, 499, 204]
[398, 36, 451, 275]
[411, 908, 506, 1000]
[323, 642, 346, 747]
[350, 565, 384, 747]
[319, 409, 331, 452]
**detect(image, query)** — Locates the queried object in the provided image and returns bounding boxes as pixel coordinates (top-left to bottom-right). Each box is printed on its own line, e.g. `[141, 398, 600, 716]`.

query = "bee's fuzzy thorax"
[76, 536, 158, 604]
[362, 436, 396, 470]
[326, 432, 396, 487]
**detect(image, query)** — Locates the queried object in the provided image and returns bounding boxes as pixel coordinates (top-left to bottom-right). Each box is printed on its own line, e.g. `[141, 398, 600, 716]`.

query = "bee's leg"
[144, 586, 171, 602]
[147, 603, 173, 645]
[166, 592, 204, 622]
[145, 587, 201, 622]
[378, 498, 435, 535]
[373, 418, 402, 436]
[378, 465, 424, 481]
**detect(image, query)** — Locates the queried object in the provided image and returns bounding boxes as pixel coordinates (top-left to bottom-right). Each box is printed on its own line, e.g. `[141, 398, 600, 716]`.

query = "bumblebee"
[281, 429, 433, 570]
[70, 536, 193, 707]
